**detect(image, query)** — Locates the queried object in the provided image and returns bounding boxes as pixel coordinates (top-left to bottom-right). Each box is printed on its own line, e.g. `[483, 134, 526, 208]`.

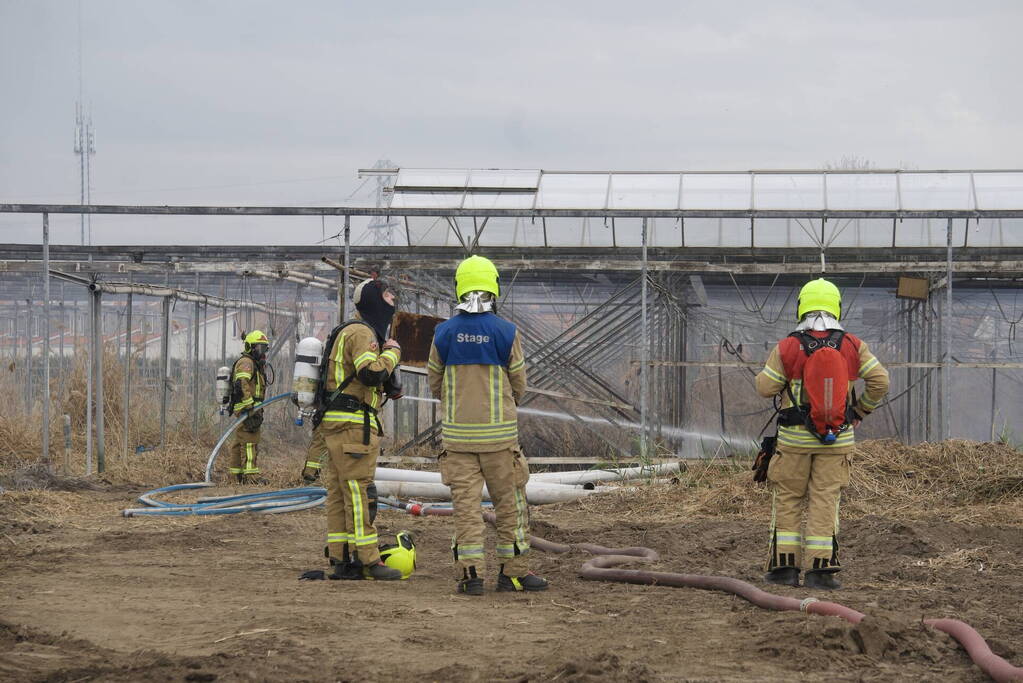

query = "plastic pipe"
[203, 393, 292, 482]
[374, 480, 593, 505]
[532, 462, 682, 485]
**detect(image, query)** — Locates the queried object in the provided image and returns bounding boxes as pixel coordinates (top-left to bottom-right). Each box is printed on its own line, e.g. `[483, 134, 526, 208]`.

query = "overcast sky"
[1, 0, 1020, 246]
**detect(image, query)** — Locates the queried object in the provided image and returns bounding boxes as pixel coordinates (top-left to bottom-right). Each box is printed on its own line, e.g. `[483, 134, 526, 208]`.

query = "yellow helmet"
[797, 278, 841, 321]
[243, 329, 270, 352]
[455, 256, 500, 301]
[378, 531, 416, 580]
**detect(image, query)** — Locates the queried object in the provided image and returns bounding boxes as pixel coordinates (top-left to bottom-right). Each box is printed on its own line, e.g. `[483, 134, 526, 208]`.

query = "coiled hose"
[383, 496, 1023, 683]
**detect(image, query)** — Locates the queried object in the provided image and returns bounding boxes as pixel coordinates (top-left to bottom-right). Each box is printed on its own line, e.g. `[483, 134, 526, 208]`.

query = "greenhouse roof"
[383, 168, 1023, 213]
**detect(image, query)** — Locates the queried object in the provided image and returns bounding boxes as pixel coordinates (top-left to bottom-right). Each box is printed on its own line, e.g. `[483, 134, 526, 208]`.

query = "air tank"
[293, 337, 324, 425]
[215, 366, 231, 415]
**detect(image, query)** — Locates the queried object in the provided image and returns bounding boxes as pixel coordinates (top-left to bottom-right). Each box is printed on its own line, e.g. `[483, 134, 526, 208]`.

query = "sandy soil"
[2, 478, 1021, 682]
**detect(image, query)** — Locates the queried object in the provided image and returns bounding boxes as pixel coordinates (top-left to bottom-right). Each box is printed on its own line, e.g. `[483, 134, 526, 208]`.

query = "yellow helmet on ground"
[455, 256, 500, 300]
[379, 531, 416, 580]
[797, 279, 841, 321]
[243, 329, 270, 352]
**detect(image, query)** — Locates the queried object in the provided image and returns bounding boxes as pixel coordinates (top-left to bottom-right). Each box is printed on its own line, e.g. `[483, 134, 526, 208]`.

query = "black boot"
[496, 564, 549, 592]
[328, 546, 363, 580]
[457, 566, 484, 596]
[235, 473, 245, 484]
[764, 567, 800, 587]
[363, 562, 402, 581]
[804, 570, 842, 590]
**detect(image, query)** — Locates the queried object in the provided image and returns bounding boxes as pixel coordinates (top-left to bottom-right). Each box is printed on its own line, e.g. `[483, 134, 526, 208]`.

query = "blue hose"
[203, 393, 293, 483]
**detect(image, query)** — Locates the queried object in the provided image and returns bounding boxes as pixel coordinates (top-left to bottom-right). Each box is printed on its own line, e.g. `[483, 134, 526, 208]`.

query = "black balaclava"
[355, 280, 395, 343]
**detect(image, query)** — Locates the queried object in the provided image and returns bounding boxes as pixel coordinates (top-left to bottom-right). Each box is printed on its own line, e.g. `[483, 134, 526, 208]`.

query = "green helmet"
[455, 256, 500, 301]
[797, 278, 841, 321]
[378, 531, 416, 580]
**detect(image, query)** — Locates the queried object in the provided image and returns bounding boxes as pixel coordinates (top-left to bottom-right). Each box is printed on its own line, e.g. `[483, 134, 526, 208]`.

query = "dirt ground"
[2, 463, 1022, 682]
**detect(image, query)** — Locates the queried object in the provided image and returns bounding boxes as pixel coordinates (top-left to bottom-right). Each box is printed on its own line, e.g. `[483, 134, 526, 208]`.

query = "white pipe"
[531, 462, 681, 485]
[374, 480, 594, 505]
[374, 467, 442, 483]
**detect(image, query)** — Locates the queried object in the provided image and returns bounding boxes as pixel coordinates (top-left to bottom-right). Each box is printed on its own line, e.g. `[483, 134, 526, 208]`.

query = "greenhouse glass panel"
[608, 174, 681, 209]
[465, 169, 540, 189]
[825, 174, 898, 210]
[753, 218, 820, 248]
[682, 217, 752, 246]
[390, 192, 462, 209]
[681, 174, 751, 210]
[827, 219, 895, 248]
[536, 173, 610, 209]
[462, 192, 536, 210]
[753, 174, 824, 210]
[899, 173, 973, 210]
[394, 168, 469, 189]
[973, 173, 1023, 210]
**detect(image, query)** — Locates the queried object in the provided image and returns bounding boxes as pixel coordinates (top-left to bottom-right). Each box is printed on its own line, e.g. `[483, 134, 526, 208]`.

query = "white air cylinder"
[293, 337, 324, 421]
[215, 366, 231, 415]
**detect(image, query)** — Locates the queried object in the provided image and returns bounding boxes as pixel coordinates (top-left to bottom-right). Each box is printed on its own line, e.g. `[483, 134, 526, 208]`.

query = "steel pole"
[944, 218, 953, 440]
[41, 213, 51, 471]
[123, 290, 133, 462]
[342, 215, 351, 322]
[640, 217, 649, 461]
[193, 300, 200, 437]
[159, 297, 171, 448]
[86, 289, 94, 474]
[93, 289, 105, 472]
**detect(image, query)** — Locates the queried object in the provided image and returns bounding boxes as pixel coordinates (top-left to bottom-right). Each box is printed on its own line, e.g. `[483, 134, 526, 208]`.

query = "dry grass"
[572, 438, 1023, 526]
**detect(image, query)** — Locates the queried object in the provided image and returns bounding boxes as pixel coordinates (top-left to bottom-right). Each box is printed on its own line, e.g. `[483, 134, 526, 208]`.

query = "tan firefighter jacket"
[231, 353, 266, 413]
[322, 317, 400, 435]
[756, 332, 889, 454]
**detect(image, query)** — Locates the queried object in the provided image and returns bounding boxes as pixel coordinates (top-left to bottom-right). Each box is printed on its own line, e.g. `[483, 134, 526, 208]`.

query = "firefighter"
[229, 330, 270, 484]
[320, 278, 403, 581]
[427, 256, 548, 595]
[756, 278, 889, 590]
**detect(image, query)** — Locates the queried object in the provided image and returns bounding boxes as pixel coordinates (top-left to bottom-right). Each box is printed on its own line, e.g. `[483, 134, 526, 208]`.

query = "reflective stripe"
[327, 532, 352, 543]
[488, 365, 499, 423]
[348, 480, 377, 546]
[305, 461, 322, 469]
[234, 371, 252, 380]
[322, 410, 381, 433]
[229, 467, 243, 474]
[333, 332, 347, 390]
[496, 543, 516, 558]
[776, 531, 801, 547]
[778, 424, 854, 448]
[762, 365, 786, 383]
[444, 367, 456, 422]
[804, 536, 833, 548]
[244, 444, 256, 473]
[442, 421, 518, 432]
[861, 394, 882, 409]
[354, 350, 377, 369]
[233, 397, 255, 411]
[380, 349, 399, 366]
[508, 358, 524, 373]
[457, 544, 485, 559]
[442, 420, 519, 445]
[511, 577, 522, 590]
[513, 488, 529, 552]
[428, 359, 443, 373]
[859, 357, 879, 375]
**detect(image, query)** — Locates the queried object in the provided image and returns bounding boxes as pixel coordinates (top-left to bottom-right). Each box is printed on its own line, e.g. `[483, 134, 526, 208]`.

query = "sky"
[0, 0, 1020, 246]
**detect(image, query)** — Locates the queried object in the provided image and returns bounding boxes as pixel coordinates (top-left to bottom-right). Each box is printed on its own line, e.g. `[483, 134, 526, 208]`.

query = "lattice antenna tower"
[73, 0, 96, 246]
[367, 158, 399, 246]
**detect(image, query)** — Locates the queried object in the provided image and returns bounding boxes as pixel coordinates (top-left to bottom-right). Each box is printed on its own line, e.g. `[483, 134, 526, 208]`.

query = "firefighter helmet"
[455, 255, 500, 301]
[378, 531, 416, 580]
[243, 329, 270, 352]
[797, 278, 841, 321]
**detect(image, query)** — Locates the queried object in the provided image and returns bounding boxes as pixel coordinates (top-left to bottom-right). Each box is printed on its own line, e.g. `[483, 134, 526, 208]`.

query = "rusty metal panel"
[392, 311, 445, 367]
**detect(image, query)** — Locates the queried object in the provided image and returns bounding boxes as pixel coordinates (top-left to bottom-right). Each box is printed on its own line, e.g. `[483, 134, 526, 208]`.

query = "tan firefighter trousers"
[766, 447, 850, 572]
[322, 424, 381, 565]
[228, 425, 261, 478]
[440, 448, 531, 576]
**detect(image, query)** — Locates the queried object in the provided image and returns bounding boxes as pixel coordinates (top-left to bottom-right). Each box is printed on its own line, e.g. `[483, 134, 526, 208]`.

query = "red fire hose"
[385, 498, 1023, 682]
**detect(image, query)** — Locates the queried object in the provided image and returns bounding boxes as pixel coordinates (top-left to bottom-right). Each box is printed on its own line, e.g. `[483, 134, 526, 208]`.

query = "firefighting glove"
[752, 436, 777, 484]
